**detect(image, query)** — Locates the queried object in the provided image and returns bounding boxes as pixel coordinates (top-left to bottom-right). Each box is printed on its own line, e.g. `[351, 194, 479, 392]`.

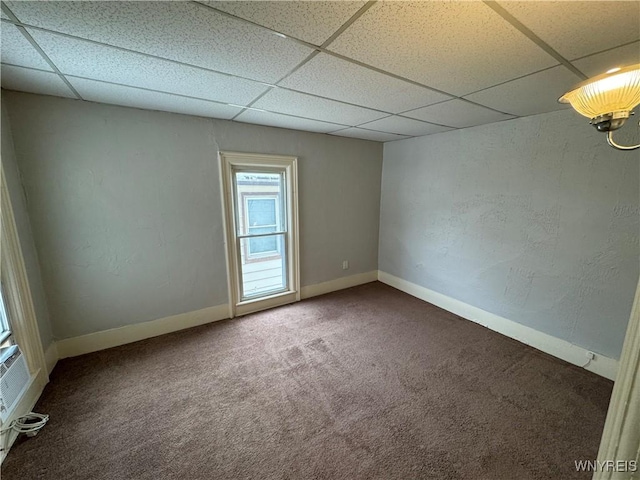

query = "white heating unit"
[0, 345, 31, 423]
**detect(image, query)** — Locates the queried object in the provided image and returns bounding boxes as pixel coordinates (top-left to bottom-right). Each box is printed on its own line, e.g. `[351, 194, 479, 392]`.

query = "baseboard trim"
[56, 304, 229, 359]
[43, 341, 58, 376]
[378, 271, 619, 381]
[301, 270, 378, 299]
[55, 272, 380, 359]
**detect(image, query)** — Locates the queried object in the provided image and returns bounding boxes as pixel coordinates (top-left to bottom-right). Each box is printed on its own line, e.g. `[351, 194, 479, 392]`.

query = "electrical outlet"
[586, 351, 596, 360]
[342, 260, 349, 270]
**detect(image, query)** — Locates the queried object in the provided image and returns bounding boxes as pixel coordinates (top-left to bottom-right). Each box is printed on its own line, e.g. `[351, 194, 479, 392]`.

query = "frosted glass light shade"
[559, 63, 640, 119]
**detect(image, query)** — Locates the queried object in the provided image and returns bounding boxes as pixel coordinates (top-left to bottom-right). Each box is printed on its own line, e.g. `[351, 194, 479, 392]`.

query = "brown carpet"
[3, 282, 612, 480]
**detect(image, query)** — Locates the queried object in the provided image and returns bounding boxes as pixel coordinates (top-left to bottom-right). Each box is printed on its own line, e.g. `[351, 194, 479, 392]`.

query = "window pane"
[0, 288, 10, 334]
[0, 286, 12, 348]
[249, 234, 277, 254]
[248, 199, 276, 226]
[234, 171, 285, 236]
[240, 234, 287, 300]
[247, 198, 278, 255]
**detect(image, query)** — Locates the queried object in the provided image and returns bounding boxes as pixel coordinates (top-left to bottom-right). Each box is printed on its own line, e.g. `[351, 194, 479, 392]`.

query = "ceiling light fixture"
[559, 63, 640, 151]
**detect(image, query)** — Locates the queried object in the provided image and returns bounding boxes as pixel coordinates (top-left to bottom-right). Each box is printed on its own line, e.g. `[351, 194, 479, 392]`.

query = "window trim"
[219, 152, 300, 318]
[0, 166, 47, 379]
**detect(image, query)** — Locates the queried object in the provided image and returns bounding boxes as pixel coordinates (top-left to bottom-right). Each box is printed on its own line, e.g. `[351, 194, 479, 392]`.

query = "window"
[0, 166, 48, 456]
[0, 286, 12, 348]
[220, 152, 300, 317]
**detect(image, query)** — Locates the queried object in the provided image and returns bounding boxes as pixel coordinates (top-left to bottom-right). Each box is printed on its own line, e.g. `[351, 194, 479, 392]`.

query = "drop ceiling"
[1, 1, 639, 143]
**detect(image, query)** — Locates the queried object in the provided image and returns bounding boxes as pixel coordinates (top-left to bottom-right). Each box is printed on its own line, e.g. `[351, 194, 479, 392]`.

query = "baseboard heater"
[0, 345, 31, 423]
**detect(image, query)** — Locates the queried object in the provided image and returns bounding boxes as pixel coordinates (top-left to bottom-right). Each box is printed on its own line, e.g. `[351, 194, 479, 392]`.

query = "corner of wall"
[1, 93, 56, 352]
[43, 341, 58, 376]
[377, 270, 619, 381]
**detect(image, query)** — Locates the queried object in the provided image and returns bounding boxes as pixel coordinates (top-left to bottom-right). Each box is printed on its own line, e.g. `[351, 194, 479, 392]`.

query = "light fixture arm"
[606, 122, 640, 151]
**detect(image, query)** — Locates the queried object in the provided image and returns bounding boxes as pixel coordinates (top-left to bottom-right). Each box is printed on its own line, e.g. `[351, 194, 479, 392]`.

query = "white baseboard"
[301, 270, 378, 299]
[43, 341, 58, 376]
[56, 304, 229, 359]
[378, 271, 619, 381]
[0, 368, 47, 465]
[55, 271, 380, 359]
[47, 270, 619, 380]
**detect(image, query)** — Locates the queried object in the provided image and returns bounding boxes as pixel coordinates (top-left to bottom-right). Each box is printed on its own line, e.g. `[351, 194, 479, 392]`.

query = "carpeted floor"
[3, 282, 613, 480]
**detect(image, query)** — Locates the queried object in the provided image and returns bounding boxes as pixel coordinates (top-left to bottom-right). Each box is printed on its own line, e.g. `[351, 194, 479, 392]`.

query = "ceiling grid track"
[222, 0, 431, 131]
[230, 51, 321, 121]
[484, 1, 588, 80]
[0, 2, 571, 124]
[191, 0, 318, 50]
[193, 0, 516, 116]
[460, 64, 563, 98]
[0, 17, 417, 120]
[319, 1, 377, 49]
[228, 1, 377, 122]
[0, 18, 266, 86]
[0, 61, 449, 134]
[317, 49, 516, 117]
[1, 3, 83, 100]
[570, 39, 640, 64]
[1, 1, 636, 140]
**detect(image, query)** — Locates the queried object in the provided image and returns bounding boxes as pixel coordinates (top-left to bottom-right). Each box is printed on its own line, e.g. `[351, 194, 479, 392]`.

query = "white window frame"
[0, 165, 48, 461]
[0, 167, 46, 376]
[219, 152, 300, 318]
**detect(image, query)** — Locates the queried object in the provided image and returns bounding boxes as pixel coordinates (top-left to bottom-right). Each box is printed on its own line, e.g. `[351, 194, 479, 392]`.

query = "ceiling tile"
[330, 128, 409, 142]
[572, 41, 640, 77]
[403, 100, 514, 128]
[279, 53, 452, 113]
[327, 1, 557, 96]
[464, 66, 582, 117]
[235, 109, 347, 134]
[28, 29, 269, 106]
[204, 1, 367, 45]
[1, 23, 52, 70]
[359, 116, 454, 137]
[6, 1, 313, 83]
[499, 1, 640, 60]
[1, 64, 75, 98]
[68, 77, 242, 119]
[253, 88, 387, 126]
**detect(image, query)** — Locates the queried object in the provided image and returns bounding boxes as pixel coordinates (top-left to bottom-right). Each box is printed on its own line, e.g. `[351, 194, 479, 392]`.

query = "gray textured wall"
[380, 109, 639, 360]
[5, 92, 382, 340]
[1, 95, 54, 350]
